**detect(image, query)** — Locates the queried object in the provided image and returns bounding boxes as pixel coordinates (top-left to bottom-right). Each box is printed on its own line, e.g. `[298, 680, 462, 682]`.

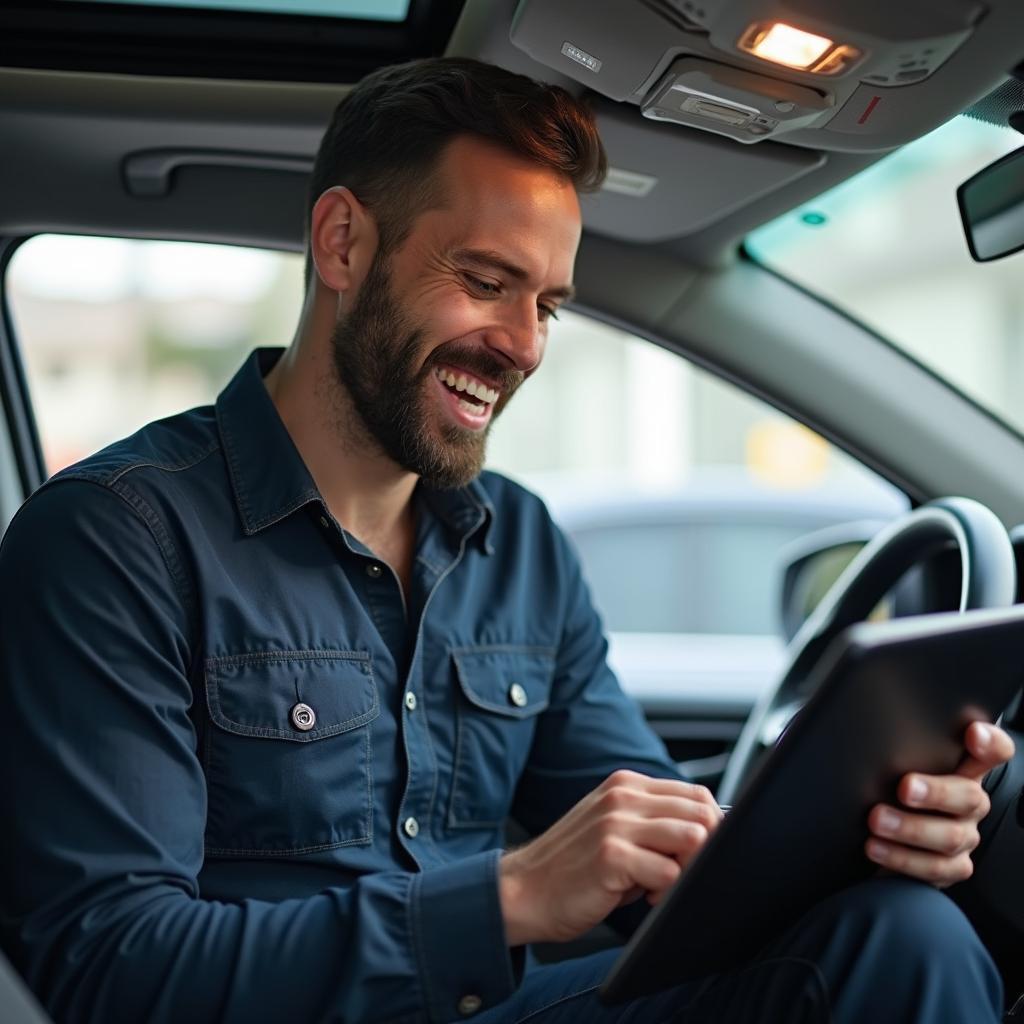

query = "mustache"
[426, 342, 525, 396]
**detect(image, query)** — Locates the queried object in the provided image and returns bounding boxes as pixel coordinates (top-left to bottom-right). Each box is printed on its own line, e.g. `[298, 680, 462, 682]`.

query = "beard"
[328, 250, 524, 489]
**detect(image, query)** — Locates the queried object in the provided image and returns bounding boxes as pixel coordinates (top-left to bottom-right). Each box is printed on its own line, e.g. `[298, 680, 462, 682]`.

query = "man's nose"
[486, 299, 543, 374]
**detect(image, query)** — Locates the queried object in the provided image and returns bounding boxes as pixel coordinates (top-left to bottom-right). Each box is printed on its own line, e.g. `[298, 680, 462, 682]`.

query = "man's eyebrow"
[450, 247, 576, 302]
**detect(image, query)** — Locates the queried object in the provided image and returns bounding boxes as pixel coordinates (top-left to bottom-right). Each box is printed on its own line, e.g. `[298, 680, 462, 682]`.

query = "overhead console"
[510, 0, 1019, 151]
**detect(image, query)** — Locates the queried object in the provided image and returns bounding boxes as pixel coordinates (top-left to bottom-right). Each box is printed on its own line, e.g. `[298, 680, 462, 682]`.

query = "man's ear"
[308, 186, 378, 295]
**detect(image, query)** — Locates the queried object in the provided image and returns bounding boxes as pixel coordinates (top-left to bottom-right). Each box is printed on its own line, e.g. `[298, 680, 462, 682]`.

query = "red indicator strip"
[857, 95, 881, 125]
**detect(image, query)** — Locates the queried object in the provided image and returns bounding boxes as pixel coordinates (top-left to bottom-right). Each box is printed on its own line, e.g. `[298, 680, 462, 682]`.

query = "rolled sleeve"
[412, 850, 521, 1022]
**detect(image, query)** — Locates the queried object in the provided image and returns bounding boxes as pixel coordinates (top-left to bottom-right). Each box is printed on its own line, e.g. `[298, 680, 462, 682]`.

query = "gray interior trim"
[0, 952, 51, 1024]
[0, 237, 43, 515]
[0, 401, 23, 535]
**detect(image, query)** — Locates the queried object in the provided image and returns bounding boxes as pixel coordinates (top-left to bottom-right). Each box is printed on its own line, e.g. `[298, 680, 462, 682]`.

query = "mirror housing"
[958, 136, 1024, 263]
[777, 521, 885, 642]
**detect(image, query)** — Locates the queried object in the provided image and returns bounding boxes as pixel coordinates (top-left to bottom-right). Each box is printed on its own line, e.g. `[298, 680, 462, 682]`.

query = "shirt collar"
[216, 347, 495, 553]
[418, 477, 496, 556]
[216, 348, 322, 535]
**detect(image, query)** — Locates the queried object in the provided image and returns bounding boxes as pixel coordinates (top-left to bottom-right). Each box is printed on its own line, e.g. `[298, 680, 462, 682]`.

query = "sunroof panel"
[56, 0, 410, 20]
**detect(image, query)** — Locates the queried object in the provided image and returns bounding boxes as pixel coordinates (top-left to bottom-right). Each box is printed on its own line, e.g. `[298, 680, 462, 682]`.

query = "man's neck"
[263, 297, 418, 551]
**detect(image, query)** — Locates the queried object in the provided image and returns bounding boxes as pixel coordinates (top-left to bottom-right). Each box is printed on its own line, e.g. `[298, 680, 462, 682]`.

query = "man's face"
[330, 135, 582, 488]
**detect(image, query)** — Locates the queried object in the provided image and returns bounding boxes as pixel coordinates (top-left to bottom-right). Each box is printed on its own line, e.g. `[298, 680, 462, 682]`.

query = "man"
[0, 57, 1012, 1024]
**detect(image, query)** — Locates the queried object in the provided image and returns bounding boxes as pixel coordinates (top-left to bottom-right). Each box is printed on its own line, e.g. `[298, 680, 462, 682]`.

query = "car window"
[7, 234, 907, 646]
[484, 309, 908, 637]
[748, 115, 1024, 438]
[57, 0, 411, 17]
[7, 236, 304, 472]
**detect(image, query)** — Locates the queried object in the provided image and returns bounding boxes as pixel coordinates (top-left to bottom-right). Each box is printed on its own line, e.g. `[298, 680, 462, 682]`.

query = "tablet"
[600, 605, 1024, 1004]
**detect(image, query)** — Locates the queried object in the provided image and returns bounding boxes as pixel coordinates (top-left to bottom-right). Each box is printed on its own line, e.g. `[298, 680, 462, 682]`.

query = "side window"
[8, 237, 906, 695]
[485, 309, 908, 691]
[7, 235, 303, 474]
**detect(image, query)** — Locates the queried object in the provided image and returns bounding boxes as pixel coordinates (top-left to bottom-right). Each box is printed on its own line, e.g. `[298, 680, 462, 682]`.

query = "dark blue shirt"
[0, 348, 678, 1024]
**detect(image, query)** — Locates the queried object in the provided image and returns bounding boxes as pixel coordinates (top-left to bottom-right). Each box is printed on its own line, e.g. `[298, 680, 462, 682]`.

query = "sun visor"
[510, 0, 1002, 152]
[581, 99, 824, 241]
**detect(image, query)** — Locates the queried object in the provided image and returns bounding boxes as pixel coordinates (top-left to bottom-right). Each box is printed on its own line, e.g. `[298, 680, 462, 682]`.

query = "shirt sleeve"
[511, 518, 686, 837]
[0, 478, 518, 1024]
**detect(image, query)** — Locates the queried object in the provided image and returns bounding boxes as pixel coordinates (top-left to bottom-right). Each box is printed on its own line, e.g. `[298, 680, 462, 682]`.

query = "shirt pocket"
[447, 645, 555, 829]
[202, 649, 379, 856]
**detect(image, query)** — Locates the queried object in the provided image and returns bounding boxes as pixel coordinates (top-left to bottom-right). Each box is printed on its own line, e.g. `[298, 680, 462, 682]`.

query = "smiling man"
[0, 57, 1013, 1024]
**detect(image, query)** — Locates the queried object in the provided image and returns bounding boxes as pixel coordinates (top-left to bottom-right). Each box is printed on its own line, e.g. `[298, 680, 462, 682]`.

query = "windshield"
[748, 114, 1024, 437]
[55, 0, 410, 18]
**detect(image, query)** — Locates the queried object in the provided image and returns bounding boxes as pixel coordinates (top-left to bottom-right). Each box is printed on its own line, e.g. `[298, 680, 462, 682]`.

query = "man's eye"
[538, 305, 560, 323]
[464, 274, 501, 296]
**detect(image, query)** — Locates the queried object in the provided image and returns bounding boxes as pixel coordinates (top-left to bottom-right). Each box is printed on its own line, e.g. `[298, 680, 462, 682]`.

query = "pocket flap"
[451, 647, 555, 719]
[205, 650, 378, 742]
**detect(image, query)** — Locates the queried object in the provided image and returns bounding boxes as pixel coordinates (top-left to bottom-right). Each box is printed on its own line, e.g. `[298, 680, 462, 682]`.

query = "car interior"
[2, 0, 1024, 1019]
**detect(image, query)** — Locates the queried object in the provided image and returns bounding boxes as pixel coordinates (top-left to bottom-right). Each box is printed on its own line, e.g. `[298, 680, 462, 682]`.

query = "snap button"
[290, 702, 316, 732]
[366, 562, 383, 579]
[458, 994, 483, 1016]
[403, 816, 419, 838]
[508, 683, 528, 708]
[404, 691, 417, 711]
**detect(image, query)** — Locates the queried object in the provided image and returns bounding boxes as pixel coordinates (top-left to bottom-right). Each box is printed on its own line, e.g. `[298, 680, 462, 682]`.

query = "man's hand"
[865, 720, 1015, 887]
[499, 770, 722, 946]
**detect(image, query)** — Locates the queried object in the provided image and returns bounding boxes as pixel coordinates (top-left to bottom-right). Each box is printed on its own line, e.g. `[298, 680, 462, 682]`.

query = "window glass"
[748, 116, 1024, 436]
[8, 236, 303, 472]
[56, 0, 410, 20]
[484, 311, 908, 636]
[8, 234, 906, 652]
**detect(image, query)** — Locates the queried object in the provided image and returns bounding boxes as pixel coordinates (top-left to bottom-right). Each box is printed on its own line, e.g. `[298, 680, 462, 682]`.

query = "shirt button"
[404, 691, 417, 711]
[458, 994, 483, 1016]
[508, 683, 528, 708]
[366, 562, 383, 579]
[290, 702, 316, 732]
[403, 816, 419, 838]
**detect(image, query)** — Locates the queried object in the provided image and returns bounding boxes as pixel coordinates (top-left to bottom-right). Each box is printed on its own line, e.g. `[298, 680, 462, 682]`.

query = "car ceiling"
[1, 0, 1023, 269]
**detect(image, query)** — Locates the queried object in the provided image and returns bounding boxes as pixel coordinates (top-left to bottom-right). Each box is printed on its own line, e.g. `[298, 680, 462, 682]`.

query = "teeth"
[436, 366, 499, 405]
[457, 398, 484, 415]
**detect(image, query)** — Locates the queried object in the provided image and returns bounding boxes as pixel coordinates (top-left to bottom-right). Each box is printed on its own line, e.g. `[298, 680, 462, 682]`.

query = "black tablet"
[600, 605, 1024, 1004]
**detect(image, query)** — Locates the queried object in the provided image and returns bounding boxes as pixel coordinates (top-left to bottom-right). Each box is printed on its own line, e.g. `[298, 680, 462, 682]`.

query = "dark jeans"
[465, 878, 1003, 1024]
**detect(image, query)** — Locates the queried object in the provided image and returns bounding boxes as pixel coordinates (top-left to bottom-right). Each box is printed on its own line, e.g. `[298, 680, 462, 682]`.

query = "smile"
[434, 365, 500, 411]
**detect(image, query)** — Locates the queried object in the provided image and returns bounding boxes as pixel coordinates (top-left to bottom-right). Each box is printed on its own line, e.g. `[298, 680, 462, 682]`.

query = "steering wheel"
[717, 497, 1017, 806]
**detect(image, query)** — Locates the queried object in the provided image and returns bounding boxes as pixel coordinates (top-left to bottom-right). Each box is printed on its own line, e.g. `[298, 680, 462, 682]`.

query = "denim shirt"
[0, 348, 678, 1024]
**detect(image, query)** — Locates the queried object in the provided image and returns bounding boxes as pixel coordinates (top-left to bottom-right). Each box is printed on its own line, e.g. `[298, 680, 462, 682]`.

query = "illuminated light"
[742, 22, 832, 68]
[801, 211, 827, 226]
[739, 22, 861, 75]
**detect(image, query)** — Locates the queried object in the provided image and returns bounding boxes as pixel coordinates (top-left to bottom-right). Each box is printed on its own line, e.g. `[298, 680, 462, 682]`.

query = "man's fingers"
[956, 721, 1015, 781]
[895, 773, 991, 818]
[592, 784, 724, 829]
[597, 770, 721, 807]
[868, 804, 979, 857]
[865, 837, 974, 888]
[612, 816, 712, 858]
[595, 834, 682, 896]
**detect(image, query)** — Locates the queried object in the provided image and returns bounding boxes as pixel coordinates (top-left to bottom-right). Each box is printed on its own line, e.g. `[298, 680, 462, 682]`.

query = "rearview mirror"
[958, 142, 1024, 262]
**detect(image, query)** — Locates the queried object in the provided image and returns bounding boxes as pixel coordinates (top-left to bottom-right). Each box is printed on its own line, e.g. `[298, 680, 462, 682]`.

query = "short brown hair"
[304, 57, 606, 287]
